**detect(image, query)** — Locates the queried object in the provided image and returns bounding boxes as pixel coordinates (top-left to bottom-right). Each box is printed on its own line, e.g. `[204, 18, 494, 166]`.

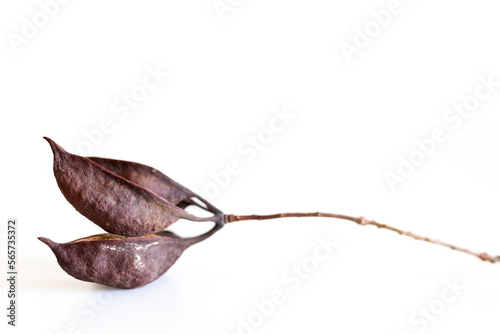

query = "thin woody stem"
[224, 212, 500, 263]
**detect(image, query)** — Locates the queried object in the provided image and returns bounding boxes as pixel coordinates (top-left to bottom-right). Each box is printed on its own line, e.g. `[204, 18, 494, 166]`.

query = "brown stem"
[224, 212, 500, 263]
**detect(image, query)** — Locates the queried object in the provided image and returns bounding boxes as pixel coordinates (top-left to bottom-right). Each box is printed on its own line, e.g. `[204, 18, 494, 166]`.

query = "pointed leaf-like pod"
[88, 157, 220, 214]
[44, 137, 221, 237]
[38, 223, 222, 289]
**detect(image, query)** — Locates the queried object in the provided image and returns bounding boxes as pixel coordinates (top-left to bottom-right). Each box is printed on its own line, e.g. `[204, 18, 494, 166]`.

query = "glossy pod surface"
[39, 224, 222, 289]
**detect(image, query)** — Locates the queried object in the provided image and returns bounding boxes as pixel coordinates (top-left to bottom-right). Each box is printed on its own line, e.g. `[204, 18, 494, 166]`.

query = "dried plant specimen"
[39, 225, 221, 289]
[87, 157, 220, 214]
[45, 137, 221, 237]
[40, 138, 500, 289]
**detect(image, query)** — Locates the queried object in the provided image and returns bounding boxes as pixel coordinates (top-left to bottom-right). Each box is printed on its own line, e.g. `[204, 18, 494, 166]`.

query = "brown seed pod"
[88, 156, 220, 214]
[44, 137, 221, 236]
[42, 137, 500, 289]
[38, 223, 222, 289]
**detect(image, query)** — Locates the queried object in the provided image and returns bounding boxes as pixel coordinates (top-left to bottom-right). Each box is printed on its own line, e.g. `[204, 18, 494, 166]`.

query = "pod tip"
[43, 136, 54, 146]
[43, 137, 67, 158]
[38, 237, 56, 248]
[43, 136, 57, 149]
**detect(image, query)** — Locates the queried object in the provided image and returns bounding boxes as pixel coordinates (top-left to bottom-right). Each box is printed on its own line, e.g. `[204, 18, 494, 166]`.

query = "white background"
[2, 1, 500, 333]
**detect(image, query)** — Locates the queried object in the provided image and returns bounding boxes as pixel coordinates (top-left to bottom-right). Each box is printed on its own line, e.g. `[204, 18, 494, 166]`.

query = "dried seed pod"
[88, 157, 220, 214]
[43, 137, 500, 290]
[38, 223, 222, 289]
[44, 137, 221, 236]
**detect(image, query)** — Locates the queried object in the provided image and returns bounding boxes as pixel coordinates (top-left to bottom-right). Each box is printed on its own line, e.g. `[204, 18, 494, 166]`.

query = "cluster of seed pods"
[41, 137, 224, 289]
[41, 138, 499, 289]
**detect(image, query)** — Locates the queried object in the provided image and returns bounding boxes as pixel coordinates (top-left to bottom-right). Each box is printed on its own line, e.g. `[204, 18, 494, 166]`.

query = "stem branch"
[224, 212, 500, 263]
